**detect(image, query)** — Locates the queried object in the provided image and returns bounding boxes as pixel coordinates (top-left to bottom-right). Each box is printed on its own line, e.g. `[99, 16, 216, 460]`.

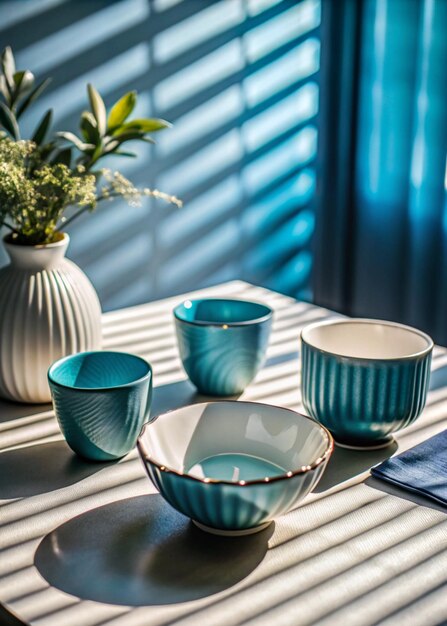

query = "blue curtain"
[315, 0, 447, 344]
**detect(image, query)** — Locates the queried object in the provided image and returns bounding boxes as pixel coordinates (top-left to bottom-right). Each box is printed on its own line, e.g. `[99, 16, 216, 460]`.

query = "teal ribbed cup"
[300, 319, 433, 449]
[48, 351, 152, 461]
[173, 299, 273, 396]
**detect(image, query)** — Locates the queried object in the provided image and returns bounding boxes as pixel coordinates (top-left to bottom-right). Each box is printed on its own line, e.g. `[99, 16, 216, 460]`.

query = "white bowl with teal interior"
[137, 401, 333, 535]
[301, 318, 433, 449]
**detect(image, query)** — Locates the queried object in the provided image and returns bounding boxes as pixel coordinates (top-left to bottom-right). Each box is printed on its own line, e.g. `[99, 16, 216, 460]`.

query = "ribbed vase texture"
[0, 235, 102, 403]
[301, 343, 432, 445]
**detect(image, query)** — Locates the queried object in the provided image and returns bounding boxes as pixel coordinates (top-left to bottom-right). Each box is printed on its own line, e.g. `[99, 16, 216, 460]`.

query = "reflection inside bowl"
[187, 453, 286, 482]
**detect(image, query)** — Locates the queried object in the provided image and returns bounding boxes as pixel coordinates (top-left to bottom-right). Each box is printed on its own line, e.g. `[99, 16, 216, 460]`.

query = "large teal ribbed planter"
[174, 299, 272, 396]
[300, 319, 433, 448]
[48, 351, 152, 461]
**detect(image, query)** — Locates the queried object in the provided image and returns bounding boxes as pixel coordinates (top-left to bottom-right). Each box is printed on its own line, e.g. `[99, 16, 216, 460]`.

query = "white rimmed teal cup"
[173, 298, 273, 396]
[300, 319, 433, 449]
[48, 351, 153, 461]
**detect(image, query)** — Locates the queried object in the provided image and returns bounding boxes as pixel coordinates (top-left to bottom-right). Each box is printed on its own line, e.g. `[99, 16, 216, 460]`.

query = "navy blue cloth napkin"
[371, 430, 447, 507]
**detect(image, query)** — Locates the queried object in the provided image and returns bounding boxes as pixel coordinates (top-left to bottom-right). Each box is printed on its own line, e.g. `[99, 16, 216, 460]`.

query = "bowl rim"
[48, 350, 153, 392]
[137, 400, 334, 487]
[173, 298, 273, 328]
[301, 318, 434, 362]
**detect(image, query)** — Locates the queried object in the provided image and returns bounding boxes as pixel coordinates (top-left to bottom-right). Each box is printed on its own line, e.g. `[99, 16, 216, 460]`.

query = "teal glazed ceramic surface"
[137, 401, 333, 535]
[48, 351, 152, 461]
[173, 299, 273, 396]
[301, 319, 433, 448]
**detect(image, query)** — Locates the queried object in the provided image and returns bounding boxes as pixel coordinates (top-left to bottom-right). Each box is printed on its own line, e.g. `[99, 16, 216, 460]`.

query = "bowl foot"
[335, 435, 395, 451]
[192, 520, 272, 536]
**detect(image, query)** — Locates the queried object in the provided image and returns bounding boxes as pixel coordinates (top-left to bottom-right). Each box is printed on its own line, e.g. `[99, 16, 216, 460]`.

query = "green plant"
[0, 46, 181, 245]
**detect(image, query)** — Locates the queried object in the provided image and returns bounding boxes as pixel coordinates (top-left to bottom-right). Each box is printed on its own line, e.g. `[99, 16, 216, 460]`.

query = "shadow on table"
[365, 475, 447, 514]
[0, 604, 26, 626]
[429, 364, 447, 392]
[151, 379, 240, 418]
[0, 379, 221, 427]
[0, 441, 113, 498]
[35, 494, 273, 606]
[313, 441, 398, 492]
[0, 398, 52, 424]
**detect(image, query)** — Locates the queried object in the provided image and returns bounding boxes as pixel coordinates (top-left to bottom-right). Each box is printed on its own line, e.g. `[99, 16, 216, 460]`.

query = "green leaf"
[38, 141, 56, 162]
[108, 130, 155, 145]
[16, 77, 51, 118]
[11, 70, 35, 106]
[57, 131, 95, 152]
[1, 47, 15, 89]
[0, 101, 19, 138]
[108, 150, 137, 157]
[0, 76, 10, 104]
[89, 141, 104, 165]
[103, 139, 120, 153]
[32, 109, 52, 145]
[80, 111, 100, 144]
[112, 117, 171, 135]
[107, 91, 137, 131]
[51, 147, 72, 167]
[13, 70, 34, 94]
[103, 135, 138, 156]
[87, 83, 106, 136]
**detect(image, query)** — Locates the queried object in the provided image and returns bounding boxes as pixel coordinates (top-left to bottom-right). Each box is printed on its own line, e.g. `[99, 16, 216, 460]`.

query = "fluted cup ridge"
[300, 318, 433, 448]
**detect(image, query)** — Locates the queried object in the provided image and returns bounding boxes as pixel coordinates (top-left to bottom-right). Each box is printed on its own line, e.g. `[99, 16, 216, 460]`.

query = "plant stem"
[57, 208, 88, 230]
[95, 192, 122, 203]
[1, 221, 19, 233]
[56, 193, 120, 231]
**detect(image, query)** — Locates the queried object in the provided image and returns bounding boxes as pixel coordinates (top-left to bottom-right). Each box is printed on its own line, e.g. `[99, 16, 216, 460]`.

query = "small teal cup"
[173, 298, 273, 396]
[300, 319, 433, 449]
[48, 351, 152, 461]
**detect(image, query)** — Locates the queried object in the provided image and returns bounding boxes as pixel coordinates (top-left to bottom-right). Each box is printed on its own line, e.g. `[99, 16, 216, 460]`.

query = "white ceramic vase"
[0, 233, 102, 403]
